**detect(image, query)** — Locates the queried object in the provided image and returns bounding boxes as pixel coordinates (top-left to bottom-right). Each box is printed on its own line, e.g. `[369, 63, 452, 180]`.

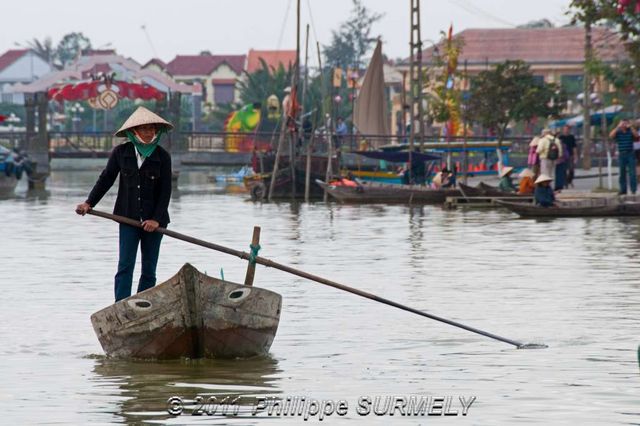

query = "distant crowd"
[496, 120, 639, 207]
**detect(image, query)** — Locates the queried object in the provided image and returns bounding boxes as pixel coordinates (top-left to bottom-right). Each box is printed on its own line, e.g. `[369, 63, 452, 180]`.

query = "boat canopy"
[379, 141, 512, 153]
[354, 150, 440, 163]
[550, 105, 623, 128]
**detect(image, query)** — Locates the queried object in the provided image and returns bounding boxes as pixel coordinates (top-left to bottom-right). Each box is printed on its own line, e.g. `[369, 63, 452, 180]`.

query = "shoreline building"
[394, 26, 628, 134]
[165, 52, 245, 109]
[0, 49, 53, 104]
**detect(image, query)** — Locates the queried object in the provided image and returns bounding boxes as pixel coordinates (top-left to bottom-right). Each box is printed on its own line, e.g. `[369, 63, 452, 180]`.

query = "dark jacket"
[86, 142, 172, 226]
[534, 185, 555, 208]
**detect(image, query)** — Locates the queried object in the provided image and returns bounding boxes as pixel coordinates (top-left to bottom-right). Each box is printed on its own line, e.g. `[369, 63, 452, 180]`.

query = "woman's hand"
[141, 219, 160, 232]
[75, 202, 91, 215]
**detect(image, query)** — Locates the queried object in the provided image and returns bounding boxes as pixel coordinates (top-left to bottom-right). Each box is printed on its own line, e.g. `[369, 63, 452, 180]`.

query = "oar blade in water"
[517, 343, 549, 350]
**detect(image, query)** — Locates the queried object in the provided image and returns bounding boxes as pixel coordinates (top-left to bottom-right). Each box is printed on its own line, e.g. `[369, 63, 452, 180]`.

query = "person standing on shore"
[75, 107, 174, 302]
[610, 119, 638, 195]
[536, 128, 563, 185]
[558, 125, 577, 187]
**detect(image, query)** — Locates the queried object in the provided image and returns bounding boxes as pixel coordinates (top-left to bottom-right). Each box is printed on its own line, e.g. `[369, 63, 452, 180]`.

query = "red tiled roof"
[0, 49, 29, 73]
[416, 27, 627, 65]
[247, 49, 296, 73]
[166, 54, 246, 76]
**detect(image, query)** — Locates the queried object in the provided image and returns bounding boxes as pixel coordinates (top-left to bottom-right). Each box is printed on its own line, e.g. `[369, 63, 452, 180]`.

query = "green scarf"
[126, 129, 165, 158]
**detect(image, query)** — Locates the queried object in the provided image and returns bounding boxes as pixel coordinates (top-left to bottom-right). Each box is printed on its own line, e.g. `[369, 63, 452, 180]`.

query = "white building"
[0, 49, 53, 104]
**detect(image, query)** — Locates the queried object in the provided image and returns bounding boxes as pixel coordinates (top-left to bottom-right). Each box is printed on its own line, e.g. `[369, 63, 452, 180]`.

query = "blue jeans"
[619, 151, 637, 194]
[114, 223, 164, 302]
[555, 162, 567, 190]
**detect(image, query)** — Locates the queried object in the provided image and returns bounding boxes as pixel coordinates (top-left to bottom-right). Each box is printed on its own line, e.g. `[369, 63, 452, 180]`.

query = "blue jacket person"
[533, 174, 555, 207]
[76, 107, 173, 301]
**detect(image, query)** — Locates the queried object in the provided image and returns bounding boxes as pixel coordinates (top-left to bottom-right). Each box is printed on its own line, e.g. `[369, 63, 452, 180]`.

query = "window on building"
[560, 75, 584, 98]
[532, 75, 545, 86]
[214, 84, 235, 105]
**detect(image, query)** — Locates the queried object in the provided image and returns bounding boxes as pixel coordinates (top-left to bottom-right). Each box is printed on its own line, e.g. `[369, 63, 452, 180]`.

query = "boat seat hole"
[134, 300, 152, 308]
[229, 290, 245, 299]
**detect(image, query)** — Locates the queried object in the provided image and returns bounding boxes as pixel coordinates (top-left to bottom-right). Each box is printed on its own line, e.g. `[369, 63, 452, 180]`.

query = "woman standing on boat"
[75, 107, 173, 302]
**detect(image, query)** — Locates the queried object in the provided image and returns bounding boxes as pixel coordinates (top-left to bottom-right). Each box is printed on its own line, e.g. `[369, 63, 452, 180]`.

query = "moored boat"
[497, 198, 640, 218]
[91, 263, 282, 359]
[316, 179, 460, 204]
[458, 182, 485, 197]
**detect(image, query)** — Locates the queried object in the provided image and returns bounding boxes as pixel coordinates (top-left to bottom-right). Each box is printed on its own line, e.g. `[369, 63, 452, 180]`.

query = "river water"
[0, 167, 639, 425]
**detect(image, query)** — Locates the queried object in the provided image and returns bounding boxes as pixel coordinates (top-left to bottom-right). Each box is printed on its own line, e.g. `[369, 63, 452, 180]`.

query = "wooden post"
[302, 24, 311, 202]
[462, 59, 469, 185]
[582, 20, 593, 171]
[268, 121, 286, 201]
[244, 226, 261, 287]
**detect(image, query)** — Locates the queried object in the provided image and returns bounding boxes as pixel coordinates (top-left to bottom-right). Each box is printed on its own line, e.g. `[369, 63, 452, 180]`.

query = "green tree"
[517, 18, 555, 28]
[26, 37, 56, 67]
[56, 32, 92, 66]
[239, 59, 294, 106]
[423, 31, 465, 126]
[467, 60, 565, 167]
[23, 32, 93, 67]
[323, 0, 383, 69]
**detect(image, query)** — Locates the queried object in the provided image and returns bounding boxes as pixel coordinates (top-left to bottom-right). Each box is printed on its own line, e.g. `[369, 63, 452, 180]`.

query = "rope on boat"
[249, 243, 261, 266]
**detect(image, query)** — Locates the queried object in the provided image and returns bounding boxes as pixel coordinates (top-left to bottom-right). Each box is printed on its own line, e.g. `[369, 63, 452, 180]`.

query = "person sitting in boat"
[534, 174, 555, 207]
[518, 168, 535, 195]
[498, 166, 517, 193]
[432, 167, 454, 189]
[75, 107, 174, 302]
[329, 171, 362, 189]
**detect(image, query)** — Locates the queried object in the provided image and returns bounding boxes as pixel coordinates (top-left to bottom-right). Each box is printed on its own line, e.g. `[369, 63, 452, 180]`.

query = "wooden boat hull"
[91, 263, 282, 359]
[477, 181, 529, 197]
[317, 180, 460, 204]
[0, 175, 18, 193]
[497, 199, 640, 217]
[244, 155, 338, 200]
[458, 183, 485, 197]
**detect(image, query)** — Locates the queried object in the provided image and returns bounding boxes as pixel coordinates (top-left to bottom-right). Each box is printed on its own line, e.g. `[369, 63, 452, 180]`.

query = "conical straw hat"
[519, 168, 534, 178]
[500, 166, 514, 177]
[534, 174, 552, 184]
[114, 106, 173, 137]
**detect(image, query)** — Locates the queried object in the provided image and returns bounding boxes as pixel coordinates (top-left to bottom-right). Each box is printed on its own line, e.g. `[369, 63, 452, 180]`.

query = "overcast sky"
[2, 0, 573, 64]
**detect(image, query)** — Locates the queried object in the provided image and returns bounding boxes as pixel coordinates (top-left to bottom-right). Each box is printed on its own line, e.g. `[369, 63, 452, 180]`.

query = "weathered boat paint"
[91, 263, 282, 359]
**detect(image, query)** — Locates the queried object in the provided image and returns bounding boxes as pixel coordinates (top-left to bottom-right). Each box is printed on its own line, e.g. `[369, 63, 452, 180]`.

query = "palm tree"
[26, 37, 57, 67]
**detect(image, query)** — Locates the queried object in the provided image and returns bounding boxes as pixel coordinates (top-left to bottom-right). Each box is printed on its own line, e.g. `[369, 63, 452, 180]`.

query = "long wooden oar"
[85, 209, 546, 349]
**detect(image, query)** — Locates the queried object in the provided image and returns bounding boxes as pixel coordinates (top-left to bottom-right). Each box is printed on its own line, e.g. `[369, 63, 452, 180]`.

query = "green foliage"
[25, 32, 92, 68]
[202, 103, 236, 132]
[467, 60, 565, 142]
[517, 18, 555, 28]
[26, 37, 55, 66]
[423, 31, 465, 124]
[56, 32, 92, 66]
[323, 0, 383, 69]
[238, 58, 294, 107]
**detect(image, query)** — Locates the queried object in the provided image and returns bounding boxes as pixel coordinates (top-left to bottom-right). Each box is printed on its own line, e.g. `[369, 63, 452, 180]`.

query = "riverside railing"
[0, 130, 618, 165]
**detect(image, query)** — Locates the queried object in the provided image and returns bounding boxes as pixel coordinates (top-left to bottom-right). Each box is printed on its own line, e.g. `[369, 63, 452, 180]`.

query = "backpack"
[547, 139, 559, 160]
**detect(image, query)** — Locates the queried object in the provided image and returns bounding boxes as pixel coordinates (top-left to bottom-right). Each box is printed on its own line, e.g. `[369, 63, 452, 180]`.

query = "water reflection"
[91, 355, 281, 424]
[2, 169, 640, 424]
